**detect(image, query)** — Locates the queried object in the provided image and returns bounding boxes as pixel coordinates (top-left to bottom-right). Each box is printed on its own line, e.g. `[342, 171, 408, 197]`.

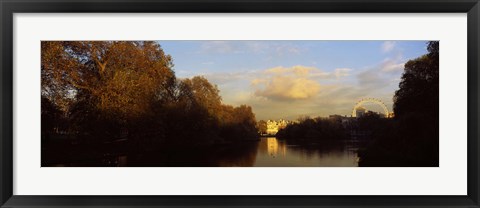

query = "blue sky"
[158, 40, 429, 120]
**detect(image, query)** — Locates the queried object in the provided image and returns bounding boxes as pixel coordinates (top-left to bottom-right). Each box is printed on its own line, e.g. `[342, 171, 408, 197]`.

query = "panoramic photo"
[41, 40, 439, 167]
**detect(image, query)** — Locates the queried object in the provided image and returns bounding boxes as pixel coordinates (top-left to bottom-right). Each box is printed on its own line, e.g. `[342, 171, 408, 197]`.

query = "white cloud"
[382, 41, 396, 53]
[265, 65, 316, 76]
[253, 65, 332, 101]
[254, 76, 321, 101]
[333, 68, 351, 78]
[381, 60, 405, 72]
[264, 65, 340, 78]
[202, 71, 254, 84]
[251, 65, 356, 102]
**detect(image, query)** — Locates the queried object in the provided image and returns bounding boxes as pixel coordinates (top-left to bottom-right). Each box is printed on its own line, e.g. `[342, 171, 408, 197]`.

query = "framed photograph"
[1, 0, 479, 207]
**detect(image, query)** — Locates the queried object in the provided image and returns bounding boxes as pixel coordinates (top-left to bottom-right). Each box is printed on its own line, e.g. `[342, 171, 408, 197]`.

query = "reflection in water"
[267, 137, 280, 158]
[46, 137, 359, 167]
[253, 137, 358, 167]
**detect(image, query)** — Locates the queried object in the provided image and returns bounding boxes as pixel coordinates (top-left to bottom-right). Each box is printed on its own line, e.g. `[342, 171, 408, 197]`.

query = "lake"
[252, 137, 359, 167]
[45, 137, 360, 167]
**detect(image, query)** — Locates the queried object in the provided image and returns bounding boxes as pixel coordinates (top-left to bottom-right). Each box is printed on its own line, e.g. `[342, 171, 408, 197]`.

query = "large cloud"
[252, 66, 324, 101]
[254, 76, 320, 101]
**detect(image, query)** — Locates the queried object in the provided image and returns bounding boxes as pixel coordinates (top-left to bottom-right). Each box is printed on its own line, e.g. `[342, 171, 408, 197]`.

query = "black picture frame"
[1, 0, 479, 207]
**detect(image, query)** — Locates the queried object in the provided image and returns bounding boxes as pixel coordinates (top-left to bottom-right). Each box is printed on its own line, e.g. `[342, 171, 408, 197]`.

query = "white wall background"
[13, 13, 467, 195]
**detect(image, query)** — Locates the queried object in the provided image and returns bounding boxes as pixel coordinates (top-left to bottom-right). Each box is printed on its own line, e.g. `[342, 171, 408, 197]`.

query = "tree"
[41, 41, 260, 149]
[257, 120, 267, 134]
[232, 105, 258, 138]
[217, 104, 259, 141]
[357, 111, 382, 130]
[42, 41, 176, 121]
[179, 76, 222, 117]
[394, 41, 439, 165]
[276, 117, 347, 141]
[41, 97, 63, 134]
[360, 41, 439, 167]
[394, 41, 439, 119]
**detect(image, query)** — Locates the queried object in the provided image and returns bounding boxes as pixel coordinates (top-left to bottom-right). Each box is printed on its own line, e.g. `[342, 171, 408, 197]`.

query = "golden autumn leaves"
[41, 41, 259, 143]
[42, 41, 175, 119]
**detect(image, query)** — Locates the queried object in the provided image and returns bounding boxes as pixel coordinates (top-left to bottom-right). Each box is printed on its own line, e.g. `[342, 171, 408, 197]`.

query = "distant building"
[356, 107, 366, 117]
[266, 119, 289, 135]
[329, 114, 354, 128]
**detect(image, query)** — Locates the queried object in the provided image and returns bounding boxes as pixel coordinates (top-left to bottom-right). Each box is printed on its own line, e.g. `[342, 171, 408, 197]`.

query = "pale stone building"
[266, 119, 289, 135]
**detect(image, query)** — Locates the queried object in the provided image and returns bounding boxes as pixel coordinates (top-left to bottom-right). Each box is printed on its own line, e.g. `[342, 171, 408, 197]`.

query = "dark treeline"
[358, 41, 439, 167]
[41, 41, 258, 162]
[276, 117, 348, 142]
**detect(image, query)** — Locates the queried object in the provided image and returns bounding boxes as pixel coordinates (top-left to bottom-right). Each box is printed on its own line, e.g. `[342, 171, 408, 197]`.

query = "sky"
[158, 40, 429, 121]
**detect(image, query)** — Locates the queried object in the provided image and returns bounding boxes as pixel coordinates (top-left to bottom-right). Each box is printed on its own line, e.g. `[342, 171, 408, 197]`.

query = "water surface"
[252, 137, 358, 167]
[46, 137, 359, 167]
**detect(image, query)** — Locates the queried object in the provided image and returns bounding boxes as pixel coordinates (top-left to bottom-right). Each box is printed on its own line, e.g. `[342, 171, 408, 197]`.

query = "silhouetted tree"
[276, 117, 347, 142]
[41, 97, 63, 134]
[360, 41, 439, 167]
[394, 41, 439, 119]
[357, 112, 382, 131]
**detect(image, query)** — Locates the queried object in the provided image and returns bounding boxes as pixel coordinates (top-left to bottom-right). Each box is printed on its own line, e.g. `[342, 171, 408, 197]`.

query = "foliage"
[276, 117, 348, 142]
[42, 41, 176, 120]
[394, 41, 439, 119]
[41, 97, 64, 134]
[41, 41, 259, 148]
[360, 41, 439, 167]
[256, 120, 267, 134]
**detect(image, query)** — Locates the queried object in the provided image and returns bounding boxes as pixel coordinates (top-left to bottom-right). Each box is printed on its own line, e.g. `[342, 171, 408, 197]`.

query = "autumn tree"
[42, 41, 176, 140]
[42, 41, 259, 147]
[170, 76, 259, 143]
[257, 120, 268, 134]
[42, 41, 175, 120]
[179, 76, 222, 117]
[230, 105, 259, 140]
